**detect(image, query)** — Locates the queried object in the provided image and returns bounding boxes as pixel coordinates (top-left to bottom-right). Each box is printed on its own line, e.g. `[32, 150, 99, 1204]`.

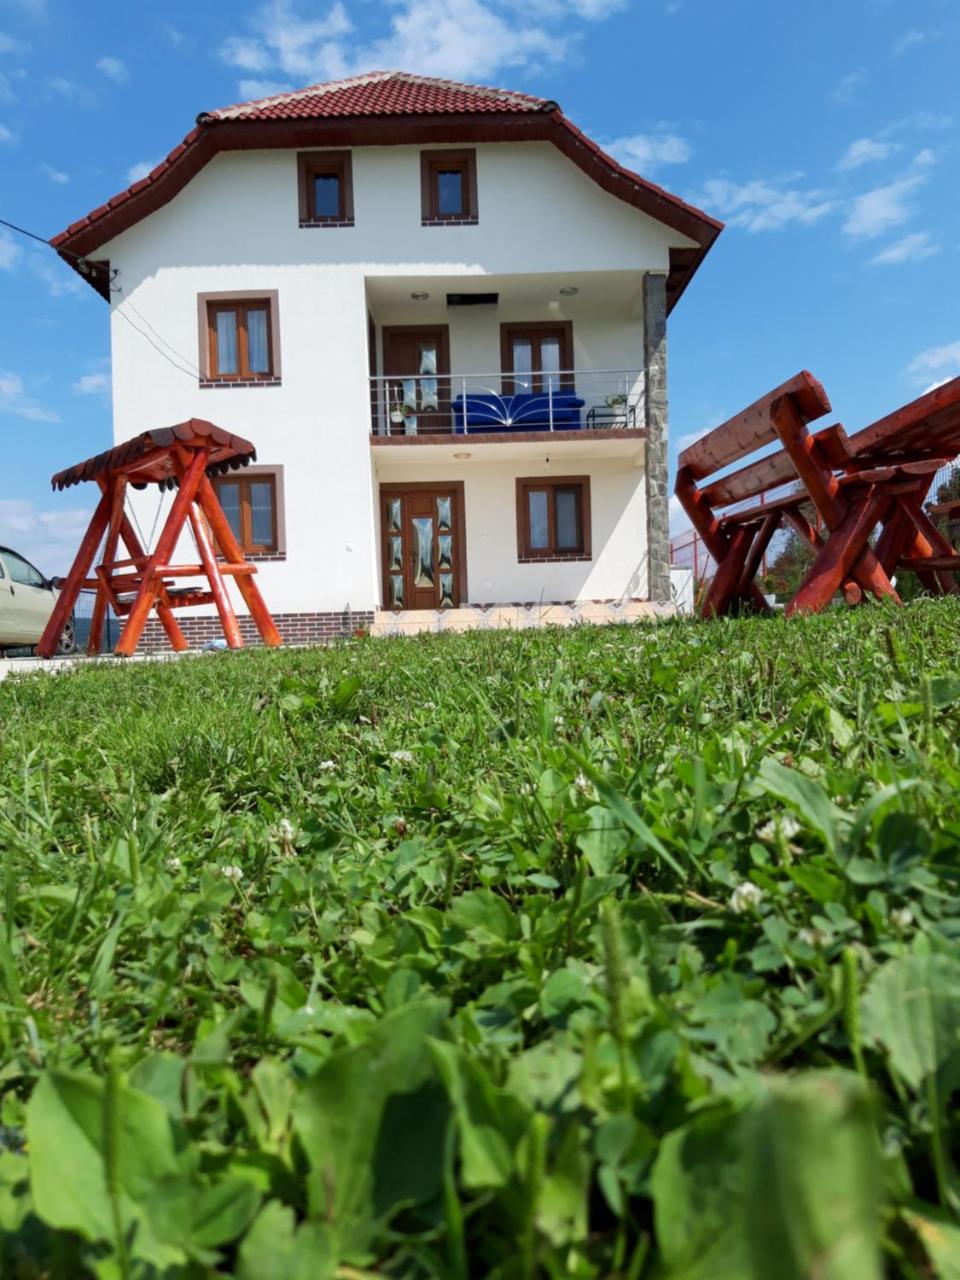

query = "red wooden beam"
[87, 476, 127, 655]
[196, 475, 283, 647]
[37, 489, 111, 658]
[736, 510, 780, 600]
[772, 396, 900, 607]
[786, 488, 888, 616]
[702, 523, 757, 618]
[114, 449, 210, 657]
[188, 502, 243, 648]
[675, 467, 771, 616]
[679, 372, 831, 481]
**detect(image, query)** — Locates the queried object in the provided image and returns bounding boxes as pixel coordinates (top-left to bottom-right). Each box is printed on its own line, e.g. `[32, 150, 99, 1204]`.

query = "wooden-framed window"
[420, 149, 478, 225]
[205, 298, 276, 383]
[516, 476, 591, 562]
[212, 470, 282, 557]
[297, 150, 354, 226]
[501, 322, 574, 393]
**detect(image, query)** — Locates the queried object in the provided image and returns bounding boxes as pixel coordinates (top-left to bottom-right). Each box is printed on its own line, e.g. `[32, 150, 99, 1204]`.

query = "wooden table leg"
[773, 398, 900, 605]
[736, 510, 780, 600]
[675, 468, 772, 618]
[787, 489, 887, 616]
[703, 523, 758, 618]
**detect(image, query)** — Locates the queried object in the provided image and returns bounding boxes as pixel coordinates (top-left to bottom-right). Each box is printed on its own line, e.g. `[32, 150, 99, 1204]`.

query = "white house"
[53, 71, 721, 645]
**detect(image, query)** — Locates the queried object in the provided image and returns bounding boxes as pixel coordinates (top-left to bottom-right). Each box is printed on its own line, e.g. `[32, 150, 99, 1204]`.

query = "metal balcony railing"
[369, 369, 645, 437]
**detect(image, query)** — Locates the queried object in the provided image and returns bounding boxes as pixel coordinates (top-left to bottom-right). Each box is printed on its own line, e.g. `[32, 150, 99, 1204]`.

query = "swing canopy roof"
[52, 419, 256, 492]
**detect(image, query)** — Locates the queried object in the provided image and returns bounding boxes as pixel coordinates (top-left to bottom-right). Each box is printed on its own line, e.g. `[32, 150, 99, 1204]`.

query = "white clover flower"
[167, 856, 182, 873]
[757, 815, 801, 843]
[220, 864, 244, 883]
[890, 906, 913, 930]
[390, 749, 414, 764]
[730, 881, 764, 914]
[574, 771, 591, 795]
[797, 926, 827, 948]
[318, 760, 337, 772]
[277, 817, 295, 841]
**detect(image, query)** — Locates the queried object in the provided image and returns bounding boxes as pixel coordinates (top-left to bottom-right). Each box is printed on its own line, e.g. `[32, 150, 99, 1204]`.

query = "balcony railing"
[369, 369, 645, 437]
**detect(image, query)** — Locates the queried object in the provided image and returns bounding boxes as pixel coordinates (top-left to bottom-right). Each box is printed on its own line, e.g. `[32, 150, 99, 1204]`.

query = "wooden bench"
[675, 372, 960, 618]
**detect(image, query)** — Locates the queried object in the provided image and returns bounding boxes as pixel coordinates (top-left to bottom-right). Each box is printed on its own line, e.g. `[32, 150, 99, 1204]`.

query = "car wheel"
[55, 618, 77, 656]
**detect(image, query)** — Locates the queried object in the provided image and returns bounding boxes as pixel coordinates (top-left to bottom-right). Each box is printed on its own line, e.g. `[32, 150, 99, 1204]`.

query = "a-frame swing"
[38, 419, 282, 658]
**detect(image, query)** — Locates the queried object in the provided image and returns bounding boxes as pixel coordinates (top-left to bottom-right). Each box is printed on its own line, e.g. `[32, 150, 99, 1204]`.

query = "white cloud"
[0, 500, 93, 578]
[219, 0, 619, 89]
[837, 137, 897, 171]
[0, 228, 20, 270]
[893, 29, 937, 56]
[606, 129, 691, 173]
[29, 253, 84, 298]
[96, 56, 128, 83]
[0, 123, 15, 145]
[0, 371, 59, 423]
[842, 173, 923, 239]
[906, 341, 960, 387]
[39, 161, 68, 183]
[0, 72, 15, 102]
[832, 69, 867, 103]
[0, 34, 25, 54]
[72, 371, 110, 396]
[869, 230, 940, 266]
[690, 176, 837, 232]
[237, 78, 294, 100]
[126, 158, 161, 183]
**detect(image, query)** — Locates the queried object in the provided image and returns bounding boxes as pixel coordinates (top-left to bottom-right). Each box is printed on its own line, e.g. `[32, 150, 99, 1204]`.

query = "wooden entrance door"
[383, 326, 450, 435]
[381, 483, 466, 610]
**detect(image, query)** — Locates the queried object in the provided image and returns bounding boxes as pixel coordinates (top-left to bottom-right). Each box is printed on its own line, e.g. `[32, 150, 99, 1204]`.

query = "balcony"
[369, 369, 647, 461]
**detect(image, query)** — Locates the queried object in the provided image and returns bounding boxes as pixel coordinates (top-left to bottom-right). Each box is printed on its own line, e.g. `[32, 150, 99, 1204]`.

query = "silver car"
[0, 546, 76, 656]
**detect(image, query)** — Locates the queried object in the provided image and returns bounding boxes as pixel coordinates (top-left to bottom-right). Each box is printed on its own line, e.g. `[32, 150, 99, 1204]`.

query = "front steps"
[370, 600, 672, 637]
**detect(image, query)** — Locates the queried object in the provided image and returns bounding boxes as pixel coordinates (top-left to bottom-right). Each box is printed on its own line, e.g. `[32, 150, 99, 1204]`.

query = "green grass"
[0, 602, 959, 1277]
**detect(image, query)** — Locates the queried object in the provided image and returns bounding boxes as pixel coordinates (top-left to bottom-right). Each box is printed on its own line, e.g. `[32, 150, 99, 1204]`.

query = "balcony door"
[380, 482, 466, 610]
[383, 326, 451, 435]
[501, 322, 573, 394]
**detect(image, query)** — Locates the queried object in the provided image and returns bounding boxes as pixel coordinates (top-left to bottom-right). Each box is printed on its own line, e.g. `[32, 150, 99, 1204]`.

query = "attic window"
[298, 151, 354, 227]
[421, 150, 478, 226]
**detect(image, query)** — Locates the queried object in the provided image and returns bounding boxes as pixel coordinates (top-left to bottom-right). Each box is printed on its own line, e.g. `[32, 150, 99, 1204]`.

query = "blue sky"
[0, 0, 958, 572]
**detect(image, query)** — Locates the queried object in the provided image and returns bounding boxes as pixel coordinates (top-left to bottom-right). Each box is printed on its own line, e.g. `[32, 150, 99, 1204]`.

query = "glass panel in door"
[511, 339, 533, 386]
[540, 337, 561, 391]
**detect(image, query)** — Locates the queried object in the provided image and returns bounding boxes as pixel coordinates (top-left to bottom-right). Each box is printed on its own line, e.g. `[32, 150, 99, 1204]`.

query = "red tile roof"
[52, 71, 722, 311]
[203, 70, 555, 122]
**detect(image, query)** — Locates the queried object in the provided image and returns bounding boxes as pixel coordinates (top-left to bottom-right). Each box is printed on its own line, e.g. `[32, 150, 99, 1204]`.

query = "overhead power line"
[2, 212, 203, 385]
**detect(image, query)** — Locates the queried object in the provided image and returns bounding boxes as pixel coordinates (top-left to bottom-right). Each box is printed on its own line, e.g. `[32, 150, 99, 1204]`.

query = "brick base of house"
[138, 610, 375, 653]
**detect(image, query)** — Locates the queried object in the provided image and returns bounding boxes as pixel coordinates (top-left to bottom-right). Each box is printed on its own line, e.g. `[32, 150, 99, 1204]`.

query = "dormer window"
[297, 151, 354, 227]
[421, 149, 478, 226]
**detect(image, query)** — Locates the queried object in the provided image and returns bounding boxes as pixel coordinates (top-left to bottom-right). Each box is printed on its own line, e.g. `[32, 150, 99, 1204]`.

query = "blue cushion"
[452, 392, 585, 433]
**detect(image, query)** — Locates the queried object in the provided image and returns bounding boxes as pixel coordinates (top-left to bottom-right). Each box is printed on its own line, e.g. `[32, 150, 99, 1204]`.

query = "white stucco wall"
[99, 140, 688, 614]
[375, 453, 649, 604]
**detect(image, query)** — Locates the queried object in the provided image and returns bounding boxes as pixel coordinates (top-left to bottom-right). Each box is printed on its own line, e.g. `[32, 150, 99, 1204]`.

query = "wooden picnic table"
[675, 372, 960, 618]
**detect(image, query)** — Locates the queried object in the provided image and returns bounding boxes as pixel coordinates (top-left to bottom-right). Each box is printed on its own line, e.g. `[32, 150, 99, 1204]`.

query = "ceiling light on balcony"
[411, 291, 430, 300]
[559, 286, 578, 296]
[454, 452, 471, 460]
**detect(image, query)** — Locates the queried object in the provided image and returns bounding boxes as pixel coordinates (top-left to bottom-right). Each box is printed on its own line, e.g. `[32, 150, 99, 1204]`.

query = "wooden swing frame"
[38, 419, 282, 658]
